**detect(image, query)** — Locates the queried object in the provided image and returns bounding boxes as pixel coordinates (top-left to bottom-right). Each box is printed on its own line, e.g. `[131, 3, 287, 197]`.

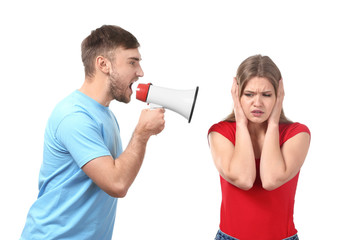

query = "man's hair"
[81, 25, 140, 77]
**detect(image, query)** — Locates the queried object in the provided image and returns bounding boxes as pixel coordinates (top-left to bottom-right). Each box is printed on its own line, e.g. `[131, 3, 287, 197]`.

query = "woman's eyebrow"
[244, 90, 273, 93]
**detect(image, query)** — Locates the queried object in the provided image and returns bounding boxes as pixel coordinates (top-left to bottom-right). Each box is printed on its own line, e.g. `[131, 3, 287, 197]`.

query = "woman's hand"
[268, 78, 284, 125]
[232, 78, 248, 125]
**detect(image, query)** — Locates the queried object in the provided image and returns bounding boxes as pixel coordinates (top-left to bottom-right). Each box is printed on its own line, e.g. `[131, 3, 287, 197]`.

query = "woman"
[208, 55, 310, 240]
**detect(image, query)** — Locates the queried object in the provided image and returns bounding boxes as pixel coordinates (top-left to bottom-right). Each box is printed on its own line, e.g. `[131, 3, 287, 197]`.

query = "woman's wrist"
[267, 121, 279, 129]
[236, 120, 248, 129]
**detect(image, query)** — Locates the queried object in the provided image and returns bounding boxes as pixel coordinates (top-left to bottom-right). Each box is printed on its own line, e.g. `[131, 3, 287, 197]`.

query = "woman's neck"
[247, 121, 268, 159]
[248, 121, 268, 138]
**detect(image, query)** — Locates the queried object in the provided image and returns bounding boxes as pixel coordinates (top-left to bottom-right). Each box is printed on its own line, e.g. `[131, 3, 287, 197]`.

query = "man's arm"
[82, 108, 165, 198]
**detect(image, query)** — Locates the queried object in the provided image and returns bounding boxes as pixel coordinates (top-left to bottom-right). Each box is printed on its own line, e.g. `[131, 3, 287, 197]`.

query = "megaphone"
[136, 83, 199, 123]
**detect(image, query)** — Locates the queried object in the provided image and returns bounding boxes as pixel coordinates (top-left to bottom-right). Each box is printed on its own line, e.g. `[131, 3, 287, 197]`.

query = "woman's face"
[240, 77, 276, 124]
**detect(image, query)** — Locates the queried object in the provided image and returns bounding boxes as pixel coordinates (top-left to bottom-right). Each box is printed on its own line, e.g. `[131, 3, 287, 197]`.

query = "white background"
[1, 0, 359, 239]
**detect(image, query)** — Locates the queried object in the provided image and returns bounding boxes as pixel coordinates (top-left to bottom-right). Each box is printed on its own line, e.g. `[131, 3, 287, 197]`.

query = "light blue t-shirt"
[20, 90, 123, 240]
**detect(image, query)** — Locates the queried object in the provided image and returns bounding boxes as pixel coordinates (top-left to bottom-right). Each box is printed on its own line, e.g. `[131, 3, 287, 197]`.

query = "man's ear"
[95, 56, 111, 74]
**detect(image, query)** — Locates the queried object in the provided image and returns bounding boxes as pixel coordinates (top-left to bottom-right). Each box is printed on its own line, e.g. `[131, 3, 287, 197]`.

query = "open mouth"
[129, 78, 138, 91]
[251, 110, 264, 117]
[251, 110, 264, 114]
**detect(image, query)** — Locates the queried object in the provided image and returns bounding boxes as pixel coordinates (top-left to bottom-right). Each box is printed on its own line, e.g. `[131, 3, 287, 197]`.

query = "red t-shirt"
[208, 121, 310, 240]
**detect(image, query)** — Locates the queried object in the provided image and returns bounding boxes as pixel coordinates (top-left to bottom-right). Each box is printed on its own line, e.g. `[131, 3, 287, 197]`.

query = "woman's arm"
[208, 78, 256, 190]
[209, 123, 256, 190]
[260, 79, 310, 190]
[260, 123, 310, 191]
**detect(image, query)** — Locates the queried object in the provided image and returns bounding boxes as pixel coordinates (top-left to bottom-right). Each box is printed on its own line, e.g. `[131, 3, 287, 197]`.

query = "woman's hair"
[225, 54, 292, 123]
[81, 25, 140, 77]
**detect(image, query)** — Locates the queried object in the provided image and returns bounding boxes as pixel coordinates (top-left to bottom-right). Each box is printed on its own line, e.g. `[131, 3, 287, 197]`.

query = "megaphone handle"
[148, 103, 164, 109]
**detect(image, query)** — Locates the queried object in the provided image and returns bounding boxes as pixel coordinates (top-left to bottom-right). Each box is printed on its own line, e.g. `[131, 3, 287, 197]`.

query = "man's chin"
[115, 94, 131, 104]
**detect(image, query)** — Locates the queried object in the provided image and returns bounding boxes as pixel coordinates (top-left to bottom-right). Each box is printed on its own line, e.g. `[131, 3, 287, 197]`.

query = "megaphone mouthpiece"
[136, 83, 152, 102]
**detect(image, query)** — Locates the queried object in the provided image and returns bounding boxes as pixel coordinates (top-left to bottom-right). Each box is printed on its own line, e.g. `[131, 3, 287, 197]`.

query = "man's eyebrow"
[128, 57, 141, 61]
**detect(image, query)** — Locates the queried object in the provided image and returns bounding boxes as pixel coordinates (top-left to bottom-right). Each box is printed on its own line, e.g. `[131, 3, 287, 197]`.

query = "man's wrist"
[133, 125, 151, 143]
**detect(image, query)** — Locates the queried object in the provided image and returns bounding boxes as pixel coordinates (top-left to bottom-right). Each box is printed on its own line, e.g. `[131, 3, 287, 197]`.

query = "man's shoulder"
[46, 91, 91, 129]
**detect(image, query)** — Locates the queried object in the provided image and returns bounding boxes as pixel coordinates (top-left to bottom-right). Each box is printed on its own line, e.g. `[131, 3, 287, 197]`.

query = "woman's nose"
[253, 95, 262, 107]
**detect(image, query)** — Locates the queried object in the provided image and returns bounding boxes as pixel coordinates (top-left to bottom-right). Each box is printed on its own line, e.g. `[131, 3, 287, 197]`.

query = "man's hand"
[135, 108, 165, 141]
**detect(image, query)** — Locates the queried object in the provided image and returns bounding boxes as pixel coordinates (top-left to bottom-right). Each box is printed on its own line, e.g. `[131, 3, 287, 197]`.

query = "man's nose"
[137, 66, 144, 77]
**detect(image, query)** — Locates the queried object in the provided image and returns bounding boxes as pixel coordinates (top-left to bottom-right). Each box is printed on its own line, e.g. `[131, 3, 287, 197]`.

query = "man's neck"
[79, 76, 112, 107]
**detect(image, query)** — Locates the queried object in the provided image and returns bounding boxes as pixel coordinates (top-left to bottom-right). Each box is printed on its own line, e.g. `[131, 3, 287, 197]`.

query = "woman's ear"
[233, 77, 239, 85]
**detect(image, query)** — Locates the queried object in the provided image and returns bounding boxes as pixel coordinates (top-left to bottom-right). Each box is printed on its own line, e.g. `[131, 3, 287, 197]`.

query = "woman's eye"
[244, 93, 253, 97]
[263, 94, 272, 97]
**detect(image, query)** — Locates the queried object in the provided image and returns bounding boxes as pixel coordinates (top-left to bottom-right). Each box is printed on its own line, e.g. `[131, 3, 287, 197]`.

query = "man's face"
[108, 47, 144, 103]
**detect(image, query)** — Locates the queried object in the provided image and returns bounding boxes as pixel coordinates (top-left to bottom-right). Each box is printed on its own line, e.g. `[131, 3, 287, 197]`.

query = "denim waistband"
[283, 233, 299, 240]
[215, 229, 238, 240]
[215, 229, 299, 240]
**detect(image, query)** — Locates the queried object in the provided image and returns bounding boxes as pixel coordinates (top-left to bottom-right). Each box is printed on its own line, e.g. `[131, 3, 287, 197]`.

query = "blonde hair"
[225, 55, 292, 123]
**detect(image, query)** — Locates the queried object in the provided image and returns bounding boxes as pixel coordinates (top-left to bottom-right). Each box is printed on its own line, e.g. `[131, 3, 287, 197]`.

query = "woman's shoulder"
[280, 122, 310, 132]
[279, 122, 310, 144]
[208, 121, 236, 143]
[209, 121, 236, 133]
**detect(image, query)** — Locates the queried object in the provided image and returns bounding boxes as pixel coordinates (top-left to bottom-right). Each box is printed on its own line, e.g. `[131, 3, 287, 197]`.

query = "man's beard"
[109, 71, 130, 103]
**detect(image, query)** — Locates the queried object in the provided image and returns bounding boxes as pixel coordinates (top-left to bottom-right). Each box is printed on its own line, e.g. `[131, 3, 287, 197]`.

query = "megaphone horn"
[136, 83, 199, 123]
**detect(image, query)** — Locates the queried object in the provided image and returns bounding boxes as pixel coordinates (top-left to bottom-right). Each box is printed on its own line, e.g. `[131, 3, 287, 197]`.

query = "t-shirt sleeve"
[55, 112, 111, 168]
[208, 121, 236, 145]
[280, 122, 311, 145]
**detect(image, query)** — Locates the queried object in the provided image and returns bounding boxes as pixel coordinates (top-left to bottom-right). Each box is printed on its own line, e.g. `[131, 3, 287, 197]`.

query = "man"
[20, 25, 165, 239]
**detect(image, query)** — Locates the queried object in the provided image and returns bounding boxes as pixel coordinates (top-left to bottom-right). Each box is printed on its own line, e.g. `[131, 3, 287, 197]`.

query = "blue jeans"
[215, 229, 299, 240]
